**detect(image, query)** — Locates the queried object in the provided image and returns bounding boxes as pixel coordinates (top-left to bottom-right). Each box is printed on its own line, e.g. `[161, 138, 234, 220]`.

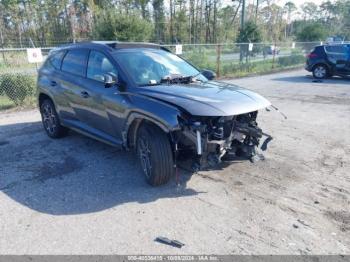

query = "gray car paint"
[136, 81, 271, 116]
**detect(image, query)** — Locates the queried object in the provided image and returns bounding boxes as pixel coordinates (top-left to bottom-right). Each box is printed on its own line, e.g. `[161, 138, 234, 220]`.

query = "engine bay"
[174, 111, 273, 171]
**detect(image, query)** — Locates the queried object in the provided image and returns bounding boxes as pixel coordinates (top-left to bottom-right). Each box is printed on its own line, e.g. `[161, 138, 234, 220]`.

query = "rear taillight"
[307, 53, 318, 58]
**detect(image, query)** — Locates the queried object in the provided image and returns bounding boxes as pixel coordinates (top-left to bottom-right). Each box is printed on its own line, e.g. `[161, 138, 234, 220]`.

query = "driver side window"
[87, 50, 118, 82]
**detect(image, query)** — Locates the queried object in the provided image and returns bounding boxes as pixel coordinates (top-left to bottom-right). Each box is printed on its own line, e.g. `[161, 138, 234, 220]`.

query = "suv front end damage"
[174, 111, 272, 170]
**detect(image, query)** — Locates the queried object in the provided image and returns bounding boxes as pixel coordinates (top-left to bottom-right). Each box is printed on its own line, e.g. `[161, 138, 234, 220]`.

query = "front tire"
[137, 123, 174, 186]
[40, 99, 68, 138]
[312, 64, 328, 79]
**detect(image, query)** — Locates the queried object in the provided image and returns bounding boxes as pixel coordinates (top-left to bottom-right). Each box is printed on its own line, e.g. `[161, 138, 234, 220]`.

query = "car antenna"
[268, 105, 287, 120]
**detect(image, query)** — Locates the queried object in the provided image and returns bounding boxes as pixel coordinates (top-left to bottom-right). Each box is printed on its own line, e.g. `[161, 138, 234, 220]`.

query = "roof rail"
[55, 41, 162, 51]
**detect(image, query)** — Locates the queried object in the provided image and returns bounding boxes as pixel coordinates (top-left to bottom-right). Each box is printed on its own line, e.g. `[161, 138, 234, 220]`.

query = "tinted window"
[314, 46, 324, 54]
[325, 45, 348, 54]
[48, 50, 65, 70]
[61, 49, 89, 77]
[87, 51, 118, 82]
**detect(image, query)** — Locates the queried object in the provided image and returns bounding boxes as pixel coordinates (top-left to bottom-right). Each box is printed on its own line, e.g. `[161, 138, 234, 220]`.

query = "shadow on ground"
[272, 74, 350, 84]
[0, 121, 204, 215]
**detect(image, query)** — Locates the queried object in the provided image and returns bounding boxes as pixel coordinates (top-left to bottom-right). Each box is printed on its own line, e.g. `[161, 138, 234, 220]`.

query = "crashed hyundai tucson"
[37, 42, 273, 186]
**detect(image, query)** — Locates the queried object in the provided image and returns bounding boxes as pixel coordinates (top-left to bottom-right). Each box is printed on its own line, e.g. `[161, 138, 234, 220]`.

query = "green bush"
[184, 49, 215, 71]
[296, 22, 328, 42]
[0, 73, 36, 105]
[93, 10, 153, 42]
[221, 59, 268, 76]
[277, 54, 305, 67]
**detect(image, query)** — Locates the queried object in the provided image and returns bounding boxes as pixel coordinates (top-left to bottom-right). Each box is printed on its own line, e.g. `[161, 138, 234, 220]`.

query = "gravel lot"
[0, 69, 349, 255]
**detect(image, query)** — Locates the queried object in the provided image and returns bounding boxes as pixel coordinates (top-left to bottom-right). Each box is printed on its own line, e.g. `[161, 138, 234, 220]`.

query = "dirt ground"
[0, 69, 349, 255]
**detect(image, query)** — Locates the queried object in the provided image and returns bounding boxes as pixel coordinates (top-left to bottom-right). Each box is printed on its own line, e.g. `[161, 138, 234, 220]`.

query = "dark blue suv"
[305, 44, 350, 79]
[37, 41, 272, 186]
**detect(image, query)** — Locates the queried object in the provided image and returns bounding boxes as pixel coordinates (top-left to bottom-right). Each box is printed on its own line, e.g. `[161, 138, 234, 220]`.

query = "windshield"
[114, 49, 207, 86]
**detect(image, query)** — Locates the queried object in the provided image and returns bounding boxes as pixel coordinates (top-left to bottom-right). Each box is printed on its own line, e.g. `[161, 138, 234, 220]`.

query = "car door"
[38, 50, 70, 118]
[80, 50, 127, 144]
[59, 48, 91, 130]
[345, 45, 350, 74]
[325, 45, 348, 74]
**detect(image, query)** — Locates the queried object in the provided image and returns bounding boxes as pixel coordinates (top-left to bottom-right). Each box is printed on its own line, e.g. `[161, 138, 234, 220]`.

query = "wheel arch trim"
[312, 62, 331, 72]
[122, 111, 180, 149]
[38, 92, 56, 108]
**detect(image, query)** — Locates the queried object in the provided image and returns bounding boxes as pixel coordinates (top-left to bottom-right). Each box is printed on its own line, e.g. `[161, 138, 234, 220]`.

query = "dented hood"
[137, 80, 271, 116]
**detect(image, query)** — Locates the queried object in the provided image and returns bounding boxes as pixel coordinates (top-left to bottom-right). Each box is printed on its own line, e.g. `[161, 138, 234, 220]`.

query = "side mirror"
[201, 69, 216, 80]
[103, 73, 117, 87]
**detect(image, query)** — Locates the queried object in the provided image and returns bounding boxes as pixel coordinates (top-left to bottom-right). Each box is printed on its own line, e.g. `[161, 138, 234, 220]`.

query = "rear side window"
[48, 51, 65, 69]
[61, 49, 89, 77]
[42, 50, 65, 70]
[325, 45, 348, 54]
[313, 46, 324, 54]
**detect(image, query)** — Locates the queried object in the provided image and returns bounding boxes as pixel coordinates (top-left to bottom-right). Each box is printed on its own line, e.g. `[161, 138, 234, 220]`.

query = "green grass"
[0, 63, 38, 75]
[206, 54, 305, 77]
[0, 50, 42, 75]
[220, 60, 303, 78]
[0, 95, 15, 110]
[0, 95, 36, 111]
[0, 72, 37, 111]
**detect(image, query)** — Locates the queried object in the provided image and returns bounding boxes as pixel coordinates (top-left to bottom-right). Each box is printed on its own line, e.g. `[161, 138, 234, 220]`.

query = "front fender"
[122, 93, 183, 146]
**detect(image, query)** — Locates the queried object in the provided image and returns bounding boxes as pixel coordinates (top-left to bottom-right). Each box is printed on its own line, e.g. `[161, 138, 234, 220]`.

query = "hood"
[136, 81, 271, 116]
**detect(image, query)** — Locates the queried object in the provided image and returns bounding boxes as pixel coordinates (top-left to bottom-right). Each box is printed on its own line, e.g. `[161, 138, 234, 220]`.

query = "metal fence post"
[272, 42, 276, 69]
[216, 44, 221, 78]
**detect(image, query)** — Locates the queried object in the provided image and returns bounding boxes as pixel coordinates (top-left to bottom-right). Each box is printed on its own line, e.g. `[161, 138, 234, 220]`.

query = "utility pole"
[239, 0, 246, 62]
[241, 0, 246, 31]
[0, 23, 6, 64]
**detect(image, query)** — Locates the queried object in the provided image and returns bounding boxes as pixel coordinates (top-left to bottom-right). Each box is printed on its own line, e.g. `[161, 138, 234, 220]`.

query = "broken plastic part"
[192, 121, 202, 155]
[261, 135, 273, 151]
[155, 237, 185, 248]
[196, 130, 202, 155]
[271, 105, 287, 120]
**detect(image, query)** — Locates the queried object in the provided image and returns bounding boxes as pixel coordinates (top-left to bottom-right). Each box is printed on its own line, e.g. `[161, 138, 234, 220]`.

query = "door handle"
[50, 81, 57, 86]
[80, 91, 90, 98]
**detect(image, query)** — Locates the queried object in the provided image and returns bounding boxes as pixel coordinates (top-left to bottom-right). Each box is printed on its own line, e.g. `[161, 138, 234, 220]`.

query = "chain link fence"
[0, 41, 321, 111]
[0, 47, 49, 110]
[166, 41, 320, 77]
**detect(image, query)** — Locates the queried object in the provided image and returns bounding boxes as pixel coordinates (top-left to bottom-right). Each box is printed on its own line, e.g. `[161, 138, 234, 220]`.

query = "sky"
[273, 0, 324, 6]
[223, 0, 325, 9]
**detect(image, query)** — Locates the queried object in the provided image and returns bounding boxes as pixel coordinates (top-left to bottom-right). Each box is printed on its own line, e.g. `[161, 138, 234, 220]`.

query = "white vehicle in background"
[326, 36, 345, 44]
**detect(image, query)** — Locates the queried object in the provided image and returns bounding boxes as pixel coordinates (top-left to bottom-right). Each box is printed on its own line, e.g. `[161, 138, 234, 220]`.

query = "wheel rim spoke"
[315, 66, 325, 77]
[138, 137, 152, 178]
[42, 104, 57, 135]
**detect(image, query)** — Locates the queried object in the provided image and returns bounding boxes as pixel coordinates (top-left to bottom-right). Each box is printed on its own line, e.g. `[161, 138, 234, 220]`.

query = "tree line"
[0, 0, 349, 47]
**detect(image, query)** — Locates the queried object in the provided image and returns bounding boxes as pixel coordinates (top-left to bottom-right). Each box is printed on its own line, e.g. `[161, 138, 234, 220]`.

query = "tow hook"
[192, 121, 204, 155]
[261, 133, 273, 151]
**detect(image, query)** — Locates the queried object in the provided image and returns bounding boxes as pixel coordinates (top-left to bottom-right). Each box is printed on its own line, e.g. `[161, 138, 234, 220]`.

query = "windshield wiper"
[160, 73, 205, 84]
[190, 72, 205, 83]
[160, 74, 192, 84]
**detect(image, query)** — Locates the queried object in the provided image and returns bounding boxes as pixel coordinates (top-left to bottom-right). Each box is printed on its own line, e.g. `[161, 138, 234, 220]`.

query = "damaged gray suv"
[37, 41, 272, 186]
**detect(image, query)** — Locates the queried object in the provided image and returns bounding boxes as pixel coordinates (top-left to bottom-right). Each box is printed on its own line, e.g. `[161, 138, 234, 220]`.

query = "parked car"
[37, 41, 272, 186]
[325, 36, 345, 44]
[264, 45, 280, 56]
[305, 44, 350, 79]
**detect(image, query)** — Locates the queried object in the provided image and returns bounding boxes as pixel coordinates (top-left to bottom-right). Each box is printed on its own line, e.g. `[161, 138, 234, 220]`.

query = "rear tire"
[40, 99, 69, 138]
[312, 64, 328, 79]
[136, 123, 174, 186]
